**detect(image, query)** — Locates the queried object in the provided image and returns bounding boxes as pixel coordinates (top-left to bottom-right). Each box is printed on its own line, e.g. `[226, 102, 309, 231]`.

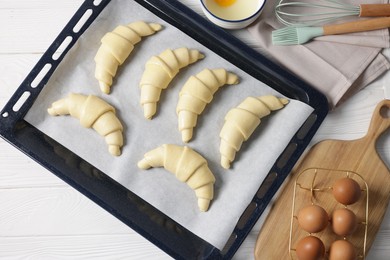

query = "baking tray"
[0, 0, 328, 259]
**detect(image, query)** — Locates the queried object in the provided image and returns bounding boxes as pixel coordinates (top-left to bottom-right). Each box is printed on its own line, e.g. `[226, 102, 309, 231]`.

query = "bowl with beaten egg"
[200, 0, 266, 29]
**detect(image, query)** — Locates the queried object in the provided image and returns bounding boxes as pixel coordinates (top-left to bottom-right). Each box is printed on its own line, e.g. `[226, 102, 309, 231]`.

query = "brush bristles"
[272, 27, 299, 45]
[272, 26, 324, 45]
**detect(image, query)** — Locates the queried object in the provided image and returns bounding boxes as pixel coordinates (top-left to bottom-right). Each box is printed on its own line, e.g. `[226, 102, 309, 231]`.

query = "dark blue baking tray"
[0, 0, 328, 259]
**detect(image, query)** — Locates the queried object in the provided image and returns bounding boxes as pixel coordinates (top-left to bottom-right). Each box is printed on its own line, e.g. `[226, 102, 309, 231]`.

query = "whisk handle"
[323, 17, 390, 35]
[360, 4, 390, 17]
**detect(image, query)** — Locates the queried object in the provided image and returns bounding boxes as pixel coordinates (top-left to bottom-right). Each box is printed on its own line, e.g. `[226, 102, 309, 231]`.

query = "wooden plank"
[0, 235, 171, 259]
[0, 187, 131, 235]
[383, 50, 390, 99]
[0, 54, 40, 106]
[0, 7, 80, 53]
[0, 142, 65, 188]
[0, 0, 83, 9]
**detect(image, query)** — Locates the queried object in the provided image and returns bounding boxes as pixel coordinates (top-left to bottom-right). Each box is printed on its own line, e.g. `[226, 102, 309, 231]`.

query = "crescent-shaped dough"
[137, 144, 215, 212]
[176, 68, 239, 142]
[139, 47, 205, 119]
[219, 95, 289, 169]
[95, 21, 162, 94]
[47, 93, 124, 156]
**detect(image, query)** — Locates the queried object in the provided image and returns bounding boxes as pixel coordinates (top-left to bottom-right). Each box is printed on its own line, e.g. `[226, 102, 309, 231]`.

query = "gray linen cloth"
[248, 0, 390, 108]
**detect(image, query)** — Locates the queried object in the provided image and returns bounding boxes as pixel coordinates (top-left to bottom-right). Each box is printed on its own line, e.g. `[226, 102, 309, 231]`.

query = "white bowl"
[200, 0, 266, 30]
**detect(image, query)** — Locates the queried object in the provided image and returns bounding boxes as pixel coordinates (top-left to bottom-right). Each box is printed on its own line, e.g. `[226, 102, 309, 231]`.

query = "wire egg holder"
[288, 167, 369, 259]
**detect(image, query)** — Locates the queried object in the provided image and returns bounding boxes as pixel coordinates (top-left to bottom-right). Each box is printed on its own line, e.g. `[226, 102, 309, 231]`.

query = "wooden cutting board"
[255, 100, 390, 259]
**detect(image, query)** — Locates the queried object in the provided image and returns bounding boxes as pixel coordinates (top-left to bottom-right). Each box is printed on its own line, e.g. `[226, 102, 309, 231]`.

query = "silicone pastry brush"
[272, 16, 390, 45]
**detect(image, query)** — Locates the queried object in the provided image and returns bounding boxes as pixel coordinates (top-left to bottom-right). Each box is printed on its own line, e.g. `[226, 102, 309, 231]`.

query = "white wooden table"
[1, 0, 389, 259]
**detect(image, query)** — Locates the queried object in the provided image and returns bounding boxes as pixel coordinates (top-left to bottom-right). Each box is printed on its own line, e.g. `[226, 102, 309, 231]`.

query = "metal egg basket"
[289, 167, 369, 259]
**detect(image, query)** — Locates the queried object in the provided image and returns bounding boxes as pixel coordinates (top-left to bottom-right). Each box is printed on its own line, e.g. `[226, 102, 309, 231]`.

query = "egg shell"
[332, 208, 358, 236]
[295, 236, 325, 260]
[332, 177, 361, 205]
[329, 240, 357, 260]
[297, 205, 329, 233]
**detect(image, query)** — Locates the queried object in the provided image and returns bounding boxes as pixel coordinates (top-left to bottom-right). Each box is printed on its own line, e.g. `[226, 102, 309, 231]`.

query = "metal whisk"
[275, 0, 390, 26]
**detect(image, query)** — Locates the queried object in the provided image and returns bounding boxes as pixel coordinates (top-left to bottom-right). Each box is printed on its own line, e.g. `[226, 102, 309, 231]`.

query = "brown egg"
[332, 177, 361, 205]
[329, 240, 357, 260]
[296, 236, 325, 260]
[332, 208, 358, 236]
[298, 205, 329, 233]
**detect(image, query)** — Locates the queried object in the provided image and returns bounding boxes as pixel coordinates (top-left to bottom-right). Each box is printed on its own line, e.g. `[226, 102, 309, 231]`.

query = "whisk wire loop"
[275, 0, 362, 26]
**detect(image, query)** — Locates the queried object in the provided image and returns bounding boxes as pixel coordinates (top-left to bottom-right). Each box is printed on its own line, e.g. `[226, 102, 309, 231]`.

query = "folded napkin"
[248, 0, 390, 108]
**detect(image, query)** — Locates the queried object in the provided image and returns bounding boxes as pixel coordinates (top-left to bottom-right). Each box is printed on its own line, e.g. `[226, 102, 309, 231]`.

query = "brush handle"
[323, 17, 390, 35]
[360, 4, 390, 17]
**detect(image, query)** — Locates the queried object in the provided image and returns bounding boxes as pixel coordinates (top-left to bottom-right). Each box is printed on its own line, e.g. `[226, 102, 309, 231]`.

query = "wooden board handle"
[364, 99, 390, 143]
[323, 17, 390, 35]
[360, 4, 390, 17]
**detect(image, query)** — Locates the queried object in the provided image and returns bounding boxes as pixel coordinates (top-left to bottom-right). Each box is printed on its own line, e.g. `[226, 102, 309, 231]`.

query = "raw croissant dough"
[95, 21, 162, 94]
[219, 95, 289, 169]
[139, 47, 205, 119]
[138, 144, 215, 212]
[48, 93, 124, 156]
[177, 68, 239, 142]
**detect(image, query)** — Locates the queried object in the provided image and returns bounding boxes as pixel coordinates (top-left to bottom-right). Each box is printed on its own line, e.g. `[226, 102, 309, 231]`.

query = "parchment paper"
[24, 0, 314, 250]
